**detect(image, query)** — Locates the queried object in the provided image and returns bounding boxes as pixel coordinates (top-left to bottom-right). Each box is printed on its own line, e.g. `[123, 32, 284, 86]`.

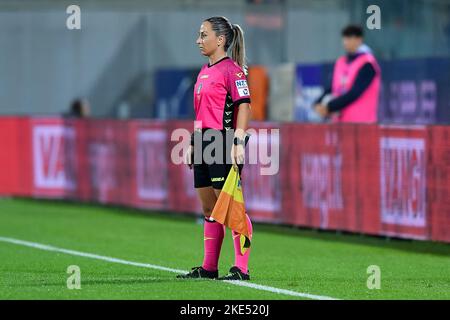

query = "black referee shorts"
[193, 129, 245, 190]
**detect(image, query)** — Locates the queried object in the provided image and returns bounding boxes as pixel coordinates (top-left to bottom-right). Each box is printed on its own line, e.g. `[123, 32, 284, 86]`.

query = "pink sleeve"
[225, 65, 251, 105]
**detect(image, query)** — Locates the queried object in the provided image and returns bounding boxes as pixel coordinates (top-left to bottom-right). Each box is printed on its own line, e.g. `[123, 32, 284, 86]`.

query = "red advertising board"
[30, 118, 78, 198]
[375, 125, 429, 240]
[0, 117, 448, 243]
[427, 126, 450, 242]
[165, 120, 202, 214]
[242, 121, 283, 222]
[128, 120, 169, 210]
[283, 124, 358, 231]
[0, 117, 21, 195]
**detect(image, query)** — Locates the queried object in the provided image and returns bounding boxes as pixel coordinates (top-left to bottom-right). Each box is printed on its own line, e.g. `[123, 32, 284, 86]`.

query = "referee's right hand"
[185, 145, 194, 170]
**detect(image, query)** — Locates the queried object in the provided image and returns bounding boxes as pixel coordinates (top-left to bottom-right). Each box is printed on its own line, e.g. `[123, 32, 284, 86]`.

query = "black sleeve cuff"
[327, 99, 342, 112]
[233, 98, 251, 107]
[314, 88, 332, 106]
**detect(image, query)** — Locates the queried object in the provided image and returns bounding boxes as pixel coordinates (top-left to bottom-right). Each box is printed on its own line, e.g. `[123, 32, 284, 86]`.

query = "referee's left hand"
[231, 144, 245, 170]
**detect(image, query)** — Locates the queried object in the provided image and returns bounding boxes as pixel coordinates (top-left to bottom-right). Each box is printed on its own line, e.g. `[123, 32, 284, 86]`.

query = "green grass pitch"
[0, 198, 449, 300]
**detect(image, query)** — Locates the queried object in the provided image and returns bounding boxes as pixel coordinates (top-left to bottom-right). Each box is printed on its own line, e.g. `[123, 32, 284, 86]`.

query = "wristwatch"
[233, 137, 245, 146]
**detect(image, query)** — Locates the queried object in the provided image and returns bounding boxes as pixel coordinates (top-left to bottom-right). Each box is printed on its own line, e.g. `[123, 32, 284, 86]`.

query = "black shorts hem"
[194, 163, 243, 190]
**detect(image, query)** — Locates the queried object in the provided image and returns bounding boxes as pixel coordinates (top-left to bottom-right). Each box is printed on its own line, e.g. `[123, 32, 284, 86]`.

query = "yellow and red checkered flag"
[211, 167, 251, 255]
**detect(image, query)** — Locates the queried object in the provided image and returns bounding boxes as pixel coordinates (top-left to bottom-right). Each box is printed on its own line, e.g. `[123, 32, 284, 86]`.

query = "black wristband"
[233, 136, 245, 146]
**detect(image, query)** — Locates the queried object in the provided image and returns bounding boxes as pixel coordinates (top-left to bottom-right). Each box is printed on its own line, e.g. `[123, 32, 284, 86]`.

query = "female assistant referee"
[177, 16, 253, 281]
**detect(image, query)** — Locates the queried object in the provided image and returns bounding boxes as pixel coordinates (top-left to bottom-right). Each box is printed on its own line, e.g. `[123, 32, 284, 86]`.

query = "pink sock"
[202, 218, 225, 272]
[232, 214, 253, 274]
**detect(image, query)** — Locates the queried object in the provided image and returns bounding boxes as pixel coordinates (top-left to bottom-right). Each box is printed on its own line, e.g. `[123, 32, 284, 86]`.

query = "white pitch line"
[0, 236, 338, 300]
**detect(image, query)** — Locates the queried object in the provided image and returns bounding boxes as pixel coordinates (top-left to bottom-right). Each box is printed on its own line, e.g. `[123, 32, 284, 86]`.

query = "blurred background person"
[314, 24, 381, 123]
[67, 98, 91, 118]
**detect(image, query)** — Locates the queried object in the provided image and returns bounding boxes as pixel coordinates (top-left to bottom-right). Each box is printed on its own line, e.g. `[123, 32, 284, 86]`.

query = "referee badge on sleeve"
[235, 80, 250, 97]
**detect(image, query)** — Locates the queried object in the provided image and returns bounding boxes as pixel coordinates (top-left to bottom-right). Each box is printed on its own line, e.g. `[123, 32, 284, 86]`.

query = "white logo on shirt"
[235, 80, 250, 97]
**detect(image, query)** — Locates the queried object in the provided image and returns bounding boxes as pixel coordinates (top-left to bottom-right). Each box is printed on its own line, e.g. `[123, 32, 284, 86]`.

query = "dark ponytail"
[205, 16, 247, 73]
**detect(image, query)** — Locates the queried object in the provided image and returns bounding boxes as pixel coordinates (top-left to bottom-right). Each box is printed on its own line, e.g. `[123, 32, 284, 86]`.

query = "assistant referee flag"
[211, 167, 251, 255]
